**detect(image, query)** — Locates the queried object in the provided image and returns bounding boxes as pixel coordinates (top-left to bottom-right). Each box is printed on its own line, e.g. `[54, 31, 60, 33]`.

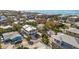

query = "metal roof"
[2, 32, 22, 41]
[66, 28, 79, 34]
[53, 33, 79, 48]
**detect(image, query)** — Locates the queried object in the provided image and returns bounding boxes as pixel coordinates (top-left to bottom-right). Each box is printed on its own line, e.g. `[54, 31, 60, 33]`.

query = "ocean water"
[29, 10, 79, 15]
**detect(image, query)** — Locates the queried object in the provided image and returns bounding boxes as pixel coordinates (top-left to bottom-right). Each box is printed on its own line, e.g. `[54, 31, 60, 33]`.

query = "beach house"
[2, 32, 22, 44]
[52, 33, 79, 48]
[21, 25, 37, 36]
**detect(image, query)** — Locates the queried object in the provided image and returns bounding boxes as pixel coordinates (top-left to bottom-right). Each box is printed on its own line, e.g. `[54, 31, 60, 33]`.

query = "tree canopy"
[41, 33, 49, 45]
[0, 28, 5, 35]
[12, 24, 22, 31]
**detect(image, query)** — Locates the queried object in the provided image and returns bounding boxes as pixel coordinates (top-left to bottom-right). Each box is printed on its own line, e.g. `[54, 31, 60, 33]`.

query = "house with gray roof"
[66, 28, 79, 38]
[0, 16, 7, 25]
[52, 33, 79, 49]
[66, 16, 79, 24]
[2, 32, 22, 44]
[58, 15, 68, 23]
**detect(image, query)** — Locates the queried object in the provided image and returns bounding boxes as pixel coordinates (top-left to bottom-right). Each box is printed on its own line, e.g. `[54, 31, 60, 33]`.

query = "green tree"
[0, 28, 5, 35]
[52, 42, 60, 49]
[42, 38, 49, 45]
[52, 27, 61, 35]
[26, 22, 37, 27]
[12, 24, 22, 31]
[7, 17, 14, 25]
[0, 43, 2, 49]
[26, 35, 31, 41]
[0, 39, 2, 49]
[45, 20, 55, 30]
[41, 33, 49, 45]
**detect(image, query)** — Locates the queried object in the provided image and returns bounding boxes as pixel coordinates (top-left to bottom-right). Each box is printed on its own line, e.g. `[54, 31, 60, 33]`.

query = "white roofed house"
[66, 16, 79, 24]
[65, 28, 79, 38]
[21, 25, 37, 40]
[18, 18, 26, 24]
[52, 33, 79, 49]
[73, 22, 79, 28]
[26, 19, 36, 22]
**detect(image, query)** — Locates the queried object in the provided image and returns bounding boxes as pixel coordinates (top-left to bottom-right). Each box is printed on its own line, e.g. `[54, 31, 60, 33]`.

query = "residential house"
[58, 15, 68, 23]
[66, 16, 79, 24]
[21, 25, 37, 36]
[65, 28, 79, 38]
[35, 14, 47, 24]
[52, 33, 79, 48]
[35, 18, 47, 24]
[73, 22, 79, 28]
[47, 30, 55, 37]
[37, 24, 44, 31]
[2, 32, 22, 44]
[0, 16, 7, 25]
[26, 19, 36, 22]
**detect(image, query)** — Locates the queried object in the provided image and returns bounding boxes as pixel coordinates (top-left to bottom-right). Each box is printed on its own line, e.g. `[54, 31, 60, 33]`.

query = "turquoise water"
[29, 10, 79, 15]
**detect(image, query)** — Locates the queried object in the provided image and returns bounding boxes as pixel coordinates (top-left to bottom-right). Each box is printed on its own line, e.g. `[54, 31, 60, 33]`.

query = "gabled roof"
[53, 33, 79, 48]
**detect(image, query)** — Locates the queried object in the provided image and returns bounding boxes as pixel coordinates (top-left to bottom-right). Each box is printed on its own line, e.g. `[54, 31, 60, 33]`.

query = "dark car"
[28, 41, 34, 45]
